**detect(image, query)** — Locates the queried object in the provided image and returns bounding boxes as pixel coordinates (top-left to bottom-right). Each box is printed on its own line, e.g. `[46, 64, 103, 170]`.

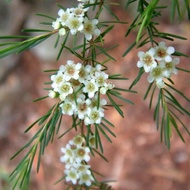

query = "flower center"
[152, 67, 163, 78]
[165, 62, 173, 70]
[78, 148, 85, 157]
[70, 19, 80, 29]
[55, 76, 63, 84]
[63, 103, 72, 111]
[97, 76, 105, 85]
[91, 111, 99, 120]
[79, 103, 87, 111]
[85, 23, 93, 33]
[157, 48, 167, 57]
[143, 54, 153, 65]
[61, 84, 70, 92]
[67, 66, 75, 75]
[87, 83, 95, 92]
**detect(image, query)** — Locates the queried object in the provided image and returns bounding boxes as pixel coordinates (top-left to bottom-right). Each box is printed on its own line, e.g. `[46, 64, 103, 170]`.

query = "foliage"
[0, 0, 189, 189]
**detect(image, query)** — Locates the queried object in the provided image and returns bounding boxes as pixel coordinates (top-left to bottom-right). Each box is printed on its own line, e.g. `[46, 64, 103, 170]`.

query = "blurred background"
[0, 0, 190, 189]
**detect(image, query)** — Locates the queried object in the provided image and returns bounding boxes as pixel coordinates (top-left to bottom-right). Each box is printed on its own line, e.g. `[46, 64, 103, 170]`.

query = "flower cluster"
[52, 1, 100, 40]
[49, 60, 114, 125]
[60, 135, 94, 186]
[137, 42, 179, 88]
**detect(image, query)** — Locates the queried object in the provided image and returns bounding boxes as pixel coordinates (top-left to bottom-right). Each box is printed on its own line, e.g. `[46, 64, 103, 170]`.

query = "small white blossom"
[60, 60, 82, 81]
[161, 57, 180, 78]
[76, 95, 91, 119]
[69, 135, 85, 147]
[85, 107, 104, 125]
[78, 172, 94, 186]
[100, 82, 115, 94]
[60, 144, 75, 164]
[58, 9, 71, 26]
[60, 100, 76, 115]
[74, 163, 91, 175]
[52, 19, 61, 29]
[147, 66, 165, 88]
[82, 17, 100, 40]
[78, 65, 91, 83]
[154, 41, 175, 62]
[75, 147, 91, 163]
[95, 71, 108, 87]
[58, 82, 73, 100]
[51, 71, 65, 92]
[89, 135, 96, 148]
[59, 28, 66, 36]
[137, 48, 157, 72]
[65, 168, 79, 185]
[66, 16, 84, 35]
[70, 4, 89, 18]
[48, 90, 57, 98]
[83, 79, 98, 98]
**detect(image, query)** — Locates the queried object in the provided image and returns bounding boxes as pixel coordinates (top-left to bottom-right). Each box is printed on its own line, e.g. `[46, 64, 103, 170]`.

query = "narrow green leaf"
[96, 45, 116, 61]
[129, 67, 144, 89]
[149, 85, 156, 109]
[103, 4, 120, 21]
[102, 118, 115, 128]
[109, 90, 134, 105]
[36, 13, 55, 20]
[107, 93, 124, 117]
[165, 83, 190, 102]
[33, 96, 48, 102]
[56, 31, 69, 60]
[122, 41, 136, 57]
[169, 113, 185, 142]
[144, 82, 153, 100]
[22, 29, 52, 33]
[97, 124, 112, 143]
[100, 123, 116, 138]
[114, 87, 137, 93]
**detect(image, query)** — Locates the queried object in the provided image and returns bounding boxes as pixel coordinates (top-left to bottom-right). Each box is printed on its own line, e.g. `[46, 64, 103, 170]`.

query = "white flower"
[48, 90, 57, 98]
[60, 144, 75, 164]
[52, 19, 61, 29]
[70, 4, 89, 18]
[66, 16, 84, 35]
[95, 71, 108, 87]
[83, 79, 98, 98]
[161, 57, 180, 78]
[89, 135, 96, 148]
[51, 71, 65, 92]
[78, 172, 94, 186]
[75, 147, 91, 163]
[65, 168, 79, 185]
[60, 60, 82, 81]
[137, 48, 157, 72]
[100, 82, 115, 94]
[58, 82, 73, 100]
[74, 163, 91, 175]
[85, 107, 104, 125]
[59, 28, 66, 36]
[76, 95, 91, 119]
[78, 65, 91, 83]
[90, 94, 107, 108]
[58, 9, 71, 26]
[60, 100, 76, 115]
[69, 135, 85, 147]
[81, 17, 100, 40]
[154, 41, 175, 62]
[89, 64, 102, 79]
[147, 66, 165, 88]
